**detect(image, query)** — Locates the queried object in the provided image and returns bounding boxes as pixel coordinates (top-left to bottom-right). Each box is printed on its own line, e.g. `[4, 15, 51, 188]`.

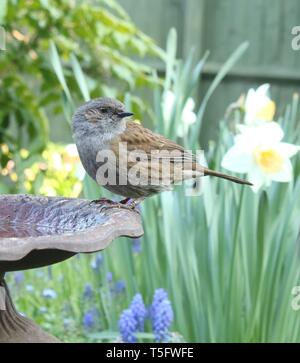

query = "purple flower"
[83, 283, 93, 299]
[90, 254, 103, 270]
[113, 280, 126, 294]
[106, 271, 113, 282]
[130, 293, 147, 331]
[42, 288, 57, 299]
[132, 238, 142, 253]
[151, 288, 168, 315]
[14, 271, 24, 285]
[83, 308, 98, 330]
[150, 289, 174, 342]
[152, 300, 174, 342]
[119, 308, 138, 343]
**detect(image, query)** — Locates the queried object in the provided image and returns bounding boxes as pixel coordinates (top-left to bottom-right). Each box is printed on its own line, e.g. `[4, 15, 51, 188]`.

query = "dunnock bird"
[72, 97, 251, 207]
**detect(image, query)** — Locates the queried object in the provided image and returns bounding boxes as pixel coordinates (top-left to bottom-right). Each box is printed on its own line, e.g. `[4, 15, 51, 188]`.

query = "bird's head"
[72, 97, 133, 138]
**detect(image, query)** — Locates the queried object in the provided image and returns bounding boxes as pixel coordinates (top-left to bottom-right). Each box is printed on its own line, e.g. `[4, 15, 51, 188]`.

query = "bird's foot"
[101, 198, 144, 213]
[120, 197, 131, 205]
[102, 201, 139, 213]
[123, 199, 138, 210]
[121, 197, 145, 209]
[124, 197, 146, 211]
[91, 197, 144, 212]
[90, 198, 137, 212]
[89, 197, 116, 206]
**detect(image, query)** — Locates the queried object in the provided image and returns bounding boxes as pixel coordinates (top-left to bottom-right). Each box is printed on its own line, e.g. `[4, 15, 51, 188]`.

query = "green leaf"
[0, 0, 7, 23]
[49, 40, 73, 105]
[70, 54, 90, 102]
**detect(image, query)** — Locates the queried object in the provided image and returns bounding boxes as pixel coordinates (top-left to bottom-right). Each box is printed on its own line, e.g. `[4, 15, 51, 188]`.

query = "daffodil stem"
[225, 185, 245, 327]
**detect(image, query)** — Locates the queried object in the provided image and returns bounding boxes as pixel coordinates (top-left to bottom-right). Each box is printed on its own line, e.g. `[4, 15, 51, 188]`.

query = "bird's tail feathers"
[203, 167, 252, 186]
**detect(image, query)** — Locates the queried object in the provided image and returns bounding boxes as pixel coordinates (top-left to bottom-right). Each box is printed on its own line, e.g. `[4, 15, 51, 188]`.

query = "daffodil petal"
[182, 109, 196, 125]
[237, 122, 284, 147]
[277, 142, 300, 158]
[245, 89, 256, 112]
[221, 145, 253, 173]
[256, 122, 284, 143]
[270, 158, 293, 182]
[255, 99, 276, 121]
[236, 124, 254, 135]
[256, 84, 270, 97]
[244, 84, 276, 124]
[163, 90, 175, 122]
[235, 130, 259, 151]
[176, 124, 184, 138]
[184, 97, 195, 113]
[248, 167, 267, 193]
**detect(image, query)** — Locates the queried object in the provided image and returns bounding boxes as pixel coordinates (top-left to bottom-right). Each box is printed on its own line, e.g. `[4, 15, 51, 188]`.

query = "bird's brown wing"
[110, 121, 201, 185]
[110, 121, 252, 186]
[115, 121, 196, 162]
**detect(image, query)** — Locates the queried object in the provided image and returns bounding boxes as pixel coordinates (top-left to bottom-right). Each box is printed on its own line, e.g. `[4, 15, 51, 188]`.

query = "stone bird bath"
[0, 194, 143, 343]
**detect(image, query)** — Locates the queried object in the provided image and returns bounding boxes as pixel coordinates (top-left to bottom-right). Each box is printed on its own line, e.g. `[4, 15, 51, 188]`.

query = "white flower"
[163, 90, 196, 137]
[221, 122, 300, 192]
[244, 84, 276, 124]
[162, 90, 175, 124]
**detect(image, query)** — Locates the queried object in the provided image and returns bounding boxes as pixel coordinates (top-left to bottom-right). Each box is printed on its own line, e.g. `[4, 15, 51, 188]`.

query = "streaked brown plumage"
[72, 97, 252, 205]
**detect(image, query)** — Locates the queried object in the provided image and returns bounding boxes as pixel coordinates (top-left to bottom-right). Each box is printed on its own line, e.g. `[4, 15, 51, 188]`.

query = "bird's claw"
[120, 197, 131, 205]
[90, 198, 140, 213]
[89, 198, 116, 206]
[101, 199, 139, 213]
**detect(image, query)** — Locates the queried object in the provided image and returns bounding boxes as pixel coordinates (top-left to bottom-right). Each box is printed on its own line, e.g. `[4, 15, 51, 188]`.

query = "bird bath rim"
[0, 194, 144, 271]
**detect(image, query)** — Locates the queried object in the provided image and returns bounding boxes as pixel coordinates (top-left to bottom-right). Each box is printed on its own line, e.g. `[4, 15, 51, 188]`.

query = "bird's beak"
[117, 112, 134, 119]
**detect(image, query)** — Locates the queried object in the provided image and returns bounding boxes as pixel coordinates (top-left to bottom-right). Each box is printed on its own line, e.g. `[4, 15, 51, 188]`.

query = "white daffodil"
[221, 122, 300, 192]
[162, 90, 175, 124]
[163, 90, 197, 137]
[244, 84, 276, 124]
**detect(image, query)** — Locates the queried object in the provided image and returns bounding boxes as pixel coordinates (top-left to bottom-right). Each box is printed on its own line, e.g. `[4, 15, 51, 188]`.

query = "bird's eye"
[100, 107, 108, 113]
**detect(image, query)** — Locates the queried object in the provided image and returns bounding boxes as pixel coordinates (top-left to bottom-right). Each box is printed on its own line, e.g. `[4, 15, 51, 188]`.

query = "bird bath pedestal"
[0, 195, 143, 343]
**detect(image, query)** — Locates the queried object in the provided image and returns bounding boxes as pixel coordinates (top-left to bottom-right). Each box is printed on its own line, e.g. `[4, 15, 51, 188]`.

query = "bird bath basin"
[0, 194, 143, 342]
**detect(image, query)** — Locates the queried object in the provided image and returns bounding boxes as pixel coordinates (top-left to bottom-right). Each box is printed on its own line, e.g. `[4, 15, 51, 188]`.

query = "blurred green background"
[1, 0, 300, 343]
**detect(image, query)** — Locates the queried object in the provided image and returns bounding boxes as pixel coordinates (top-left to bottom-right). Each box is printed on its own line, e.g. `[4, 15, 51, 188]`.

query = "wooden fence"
[120, 0, 300, 145]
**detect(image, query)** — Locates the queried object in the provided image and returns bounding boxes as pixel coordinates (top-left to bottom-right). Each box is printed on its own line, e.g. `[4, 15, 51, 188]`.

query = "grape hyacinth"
[132, 238, 142, 253]
[90, 254, 103, 270]
[83, 308, 98, 330]
[106, 271, 113, 282]
[83, 283, 93, 299]
[113, 280, 126, 294]
[119, 308, 138, 343]
[14, 271, 24, 285]
[118, 289, 175, 343]
[151, 288, 168, 315]
[151, 289, 174, 342]
[42, 288, 57, 299]
[130, 293, 147, 331]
